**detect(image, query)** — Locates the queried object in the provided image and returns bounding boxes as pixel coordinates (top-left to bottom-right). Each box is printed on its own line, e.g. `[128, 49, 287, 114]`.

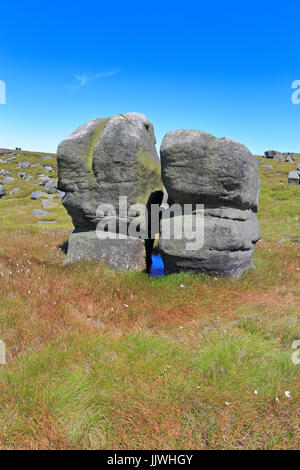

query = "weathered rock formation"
[288, 171, 300, 185]
[57, 113, 163, 270]
[159, 130, 261, 277]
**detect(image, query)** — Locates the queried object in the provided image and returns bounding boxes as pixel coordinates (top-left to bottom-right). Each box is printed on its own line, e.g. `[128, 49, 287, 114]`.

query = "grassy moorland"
[0, 149, 299, 449]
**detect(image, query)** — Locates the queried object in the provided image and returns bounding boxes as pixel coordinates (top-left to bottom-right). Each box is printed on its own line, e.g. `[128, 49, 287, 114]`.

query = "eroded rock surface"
[159, 130, 261, 277]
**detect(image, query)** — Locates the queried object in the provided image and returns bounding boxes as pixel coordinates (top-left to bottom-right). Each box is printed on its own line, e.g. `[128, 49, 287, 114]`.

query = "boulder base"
[65, 230, 146, 271]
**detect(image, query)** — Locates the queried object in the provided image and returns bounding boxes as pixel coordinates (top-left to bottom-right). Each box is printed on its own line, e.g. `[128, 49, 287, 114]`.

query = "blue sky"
[1, 1, 300, 155]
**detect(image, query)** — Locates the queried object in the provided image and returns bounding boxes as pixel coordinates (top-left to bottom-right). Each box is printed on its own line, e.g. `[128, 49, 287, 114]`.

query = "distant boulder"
[41, 199, 58, 209]
[37, 176, 50, 185]
[288, 171, 300, 185]
[57, 113, 163, 270]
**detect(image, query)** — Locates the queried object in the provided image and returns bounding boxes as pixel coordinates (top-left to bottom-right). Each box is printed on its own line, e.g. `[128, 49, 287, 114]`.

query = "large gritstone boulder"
[57, 113, 163, 270]
[159, 130, 261, 277]
[288, 171, 300, 185]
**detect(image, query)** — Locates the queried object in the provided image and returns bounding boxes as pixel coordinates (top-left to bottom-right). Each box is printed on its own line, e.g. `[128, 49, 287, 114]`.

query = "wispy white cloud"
[67, 69, 119, 90]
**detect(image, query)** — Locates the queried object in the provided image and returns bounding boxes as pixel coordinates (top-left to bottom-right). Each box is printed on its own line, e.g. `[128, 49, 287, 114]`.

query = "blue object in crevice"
[150, 254, 164, 277]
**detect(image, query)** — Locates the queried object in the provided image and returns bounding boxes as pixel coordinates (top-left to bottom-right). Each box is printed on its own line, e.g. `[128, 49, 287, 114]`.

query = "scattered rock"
[57, 113, 163, 270]
[273, 153, 285, 162]
[44, 180, 57, 192]
[18, 172, 26, 179]
[10, 188, 20, 195]
[41, 199, 58, 209]
[43, 166, 54, 173]
[37, 176, 50, 185]
[265, 150, 278, 158]
[65, 230, 146, 271]
[261, 165, 273, 170]
[3, 176, 14, 183]
[57, 113, 163, 229]
[41, 155, 52, 161]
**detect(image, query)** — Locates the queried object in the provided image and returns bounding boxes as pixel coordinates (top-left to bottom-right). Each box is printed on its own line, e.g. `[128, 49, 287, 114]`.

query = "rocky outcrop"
[265, 150, 294, 162]
[159, 130, 261, 277]
[57, 113, 163, 270]
[65, 230, 146, 270]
